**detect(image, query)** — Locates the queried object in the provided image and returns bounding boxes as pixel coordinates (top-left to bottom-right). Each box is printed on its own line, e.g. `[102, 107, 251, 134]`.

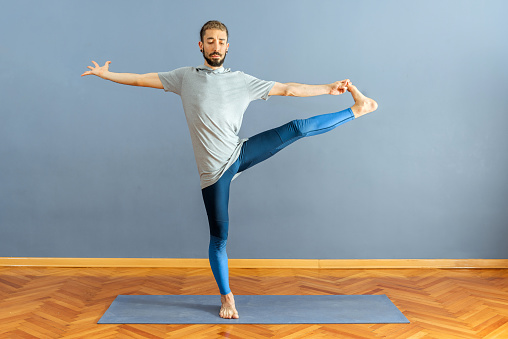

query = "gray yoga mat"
[98, 294, 409, 324]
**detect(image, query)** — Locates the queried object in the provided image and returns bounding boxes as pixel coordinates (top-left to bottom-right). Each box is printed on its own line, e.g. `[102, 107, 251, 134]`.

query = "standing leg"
[201, 166, 240, 319]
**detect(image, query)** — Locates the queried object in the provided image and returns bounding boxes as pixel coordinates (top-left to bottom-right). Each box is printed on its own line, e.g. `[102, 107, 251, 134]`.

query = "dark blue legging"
[201, 108, 354, 295]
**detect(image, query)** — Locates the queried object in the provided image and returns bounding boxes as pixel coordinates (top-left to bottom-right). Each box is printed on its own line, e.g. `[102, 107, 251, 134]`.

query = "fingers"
[336, 79, 351, 89]
[331, 79, 352, 95]
[87, 60, 111, 69]
[82, 61, 97, 77]
[83, 60, 111, 77]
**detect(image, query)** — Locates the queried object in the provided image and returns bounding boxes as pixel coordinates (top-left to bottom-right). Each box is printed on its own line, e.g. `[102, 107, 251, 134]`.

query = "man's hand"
[81, 60, 111, 78]
[329, 79, 351, 95]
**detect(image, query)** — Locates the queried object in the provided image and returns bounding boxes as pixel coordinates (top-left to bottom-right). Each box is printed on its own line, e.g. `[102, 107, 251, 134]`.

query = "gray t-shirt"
[158, 65, 275, 189]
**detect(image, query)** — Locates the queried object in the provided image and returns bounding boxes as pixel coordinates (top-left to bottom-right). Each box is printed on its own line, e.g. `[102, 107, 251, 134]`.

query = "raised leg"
[237, 85, 377, 172]
[237, 107, 355, 173]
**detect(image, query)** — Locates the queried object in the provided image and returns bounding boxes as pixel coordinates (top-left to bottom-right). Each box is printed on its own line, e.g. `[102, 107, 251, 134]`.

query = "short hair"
[200, 20, 229, 42]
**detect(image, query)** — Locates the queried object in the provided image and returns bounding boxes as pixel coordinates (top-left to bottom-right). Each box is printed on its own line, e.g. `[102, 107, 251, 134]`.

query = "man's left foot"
[348, 84, 378, 118]
[220, 292, 239, 319]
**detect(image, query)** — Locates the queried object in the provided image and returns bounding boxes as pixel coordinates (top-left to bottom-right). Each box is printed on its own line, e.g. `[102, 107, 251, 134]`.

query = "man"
[81, 20, 377, 319]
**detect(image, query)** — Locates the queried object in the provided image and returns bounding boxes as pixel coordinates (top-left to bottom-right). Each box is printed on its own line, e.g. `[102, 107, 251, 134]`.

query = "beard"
[203, 50, 227, 67]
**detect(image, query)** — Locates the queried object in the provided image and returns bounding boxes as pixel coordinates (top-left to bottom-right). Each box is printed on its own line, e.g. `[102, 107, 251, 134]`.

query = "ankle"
[351, 100, 378, 118]
[221, 292, 235, 301]
[351, 105, 363, 118]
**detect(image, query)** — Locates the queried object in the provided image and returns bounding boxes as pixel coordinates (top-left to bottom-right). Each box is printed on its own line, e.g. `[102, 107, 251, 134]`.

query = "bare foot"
[348, 84, 378, 118]
[220, 292, 239, 319]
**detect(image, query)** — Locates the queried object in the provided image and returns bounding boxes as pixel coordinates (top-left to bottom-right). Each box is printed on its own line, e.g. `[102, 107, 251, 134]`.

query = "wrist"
[99, 70, 112, 80]
[327, 83, 334, 94]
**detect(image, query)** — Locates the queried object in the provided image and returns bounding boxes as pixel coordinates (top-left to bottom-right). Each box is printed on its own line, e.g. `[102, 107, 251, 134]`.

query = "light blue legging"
[201, 108, 355, 295]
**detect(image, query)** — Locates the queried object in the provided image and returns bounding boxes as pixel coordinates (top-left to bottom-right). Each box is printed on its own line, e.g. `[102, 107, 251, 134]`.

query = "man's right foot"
[348, 84, 378, 118]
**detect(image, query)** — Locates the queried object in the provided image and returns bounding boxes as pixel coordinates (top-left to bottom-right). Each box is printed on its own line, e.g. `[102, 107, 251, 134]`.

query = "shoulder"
[175, 66, 194, 74]
[233, 70, 258, 82]
[240, 71, 270, 83]
[160, 66, 193, 75]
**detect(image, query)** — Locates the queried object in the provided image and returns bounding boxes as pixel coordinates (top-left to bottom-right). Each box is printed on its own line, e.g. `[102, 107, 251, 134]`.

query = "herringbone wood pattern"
[1, 267, 507, 338]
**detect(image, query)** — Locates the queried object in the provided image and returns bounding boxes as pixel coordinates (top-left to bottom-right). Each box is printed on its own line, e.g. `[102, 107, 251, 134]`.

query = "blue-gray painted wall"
[1, 0, 507, 259]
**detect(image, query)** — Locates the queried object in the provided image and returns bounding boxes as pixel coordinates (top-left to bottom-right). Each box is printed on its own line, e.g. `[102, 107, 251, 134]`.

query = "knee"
[209, 219, 228, 241]
[209, 234, 227, 252]
[288, 119, 307, 137]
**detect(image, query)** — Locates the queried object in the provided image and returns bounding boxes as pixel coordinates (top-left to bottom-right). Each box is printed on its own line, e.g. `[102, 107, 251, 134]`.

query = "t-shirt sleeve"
[157, 67, 189, 95]
[243, 73, 276, 101]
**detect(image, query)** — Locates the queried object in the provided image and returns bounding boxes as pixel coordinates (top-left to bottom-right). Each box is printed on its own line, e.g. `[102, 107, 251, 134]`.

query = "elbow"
[135, 74, 144, 87]
[284, 85, 296, 96]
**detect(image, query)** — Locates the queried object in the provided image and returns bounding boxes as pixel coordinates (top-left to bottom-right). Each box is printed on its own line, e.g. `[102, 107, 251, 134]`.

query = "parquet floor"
[1, 267, 507, 338]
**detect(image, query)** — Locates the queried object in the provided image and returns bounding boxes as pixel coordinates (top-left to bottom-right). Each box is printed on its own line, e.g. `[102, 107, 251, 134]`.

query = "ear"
[198, 41, 203, 51]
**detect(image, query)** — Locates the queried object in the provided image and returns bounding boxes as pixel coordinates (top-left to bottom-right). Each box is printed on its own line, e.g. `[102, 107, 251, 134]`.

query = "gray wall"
[1, 0, 507, 259]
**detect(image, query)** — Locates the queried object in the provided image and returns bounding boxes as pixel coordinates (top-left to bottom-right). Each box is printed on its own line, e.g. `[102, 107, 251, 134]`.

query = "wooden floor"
[1, 267, 508, 338]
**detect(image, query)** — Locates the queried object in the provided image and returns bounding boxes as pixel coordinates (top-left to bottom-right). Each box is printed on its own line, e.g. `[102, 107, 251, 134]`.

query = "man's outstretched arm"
[269, 80, 351, 97]
[81, 60, 164, 89]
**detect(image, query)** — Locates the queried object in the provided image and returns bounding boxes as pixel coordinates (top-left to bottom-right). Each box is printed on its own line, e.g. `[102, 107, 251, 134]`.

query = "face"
[199, 29, 229, 68]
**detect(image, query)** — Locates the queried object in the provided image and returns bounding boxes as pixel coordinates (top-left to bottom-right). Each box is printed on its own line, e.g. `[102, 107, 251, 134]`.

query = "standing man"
[82, 20, 377, 319]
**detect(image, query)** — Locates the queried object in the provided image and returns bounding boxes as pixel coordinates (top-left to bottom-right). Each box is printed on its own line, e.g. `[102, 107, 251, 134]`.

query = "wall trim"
[1, 258, 507, 269]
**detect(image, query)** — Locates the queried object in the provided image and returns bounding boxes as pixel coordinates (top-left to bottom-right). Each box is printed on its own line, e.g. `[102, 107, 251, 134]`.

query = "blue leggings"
[201, 108, 355, 295]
